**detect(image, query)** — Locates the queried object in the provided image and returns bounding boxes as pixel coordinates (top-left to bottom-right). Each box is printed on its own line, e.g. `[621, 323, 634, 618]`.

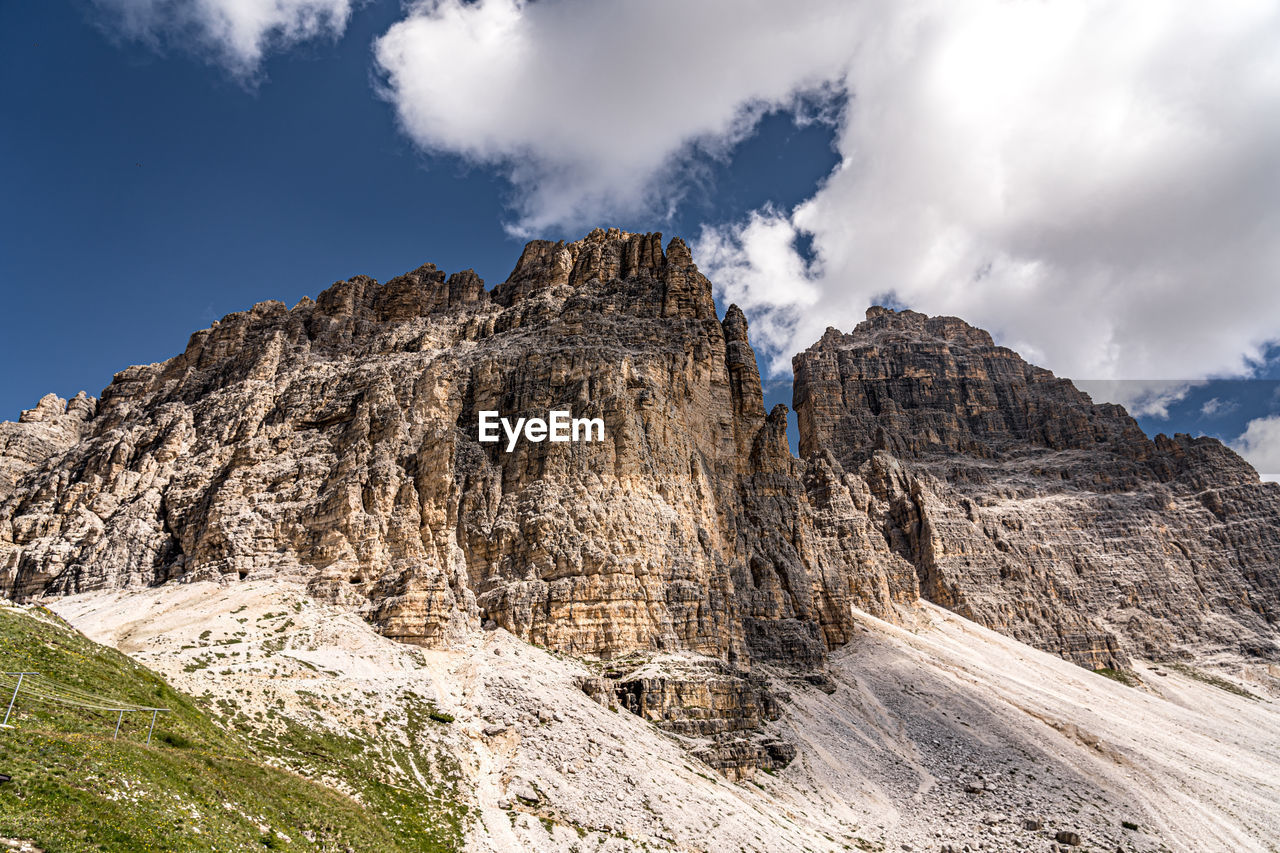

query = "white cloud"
[1200, 397, 1240, 418]
[1233, 415, 1280, 482]
[1073, 380, 1202, 420]
[375, 0, 1280, 399]
[694, 209, 822, 361]
[94, 0, 357, 76]
[373, 0, 857, 235]
[702, 0, 1280, 389]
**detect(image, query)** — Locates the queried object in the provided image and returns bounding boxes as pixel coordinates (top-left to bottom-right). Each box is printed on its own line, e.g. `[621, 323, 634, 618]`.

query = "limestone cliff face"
[0, 392, 97, 502]
[8, 235, 1280, 776]
[6, 240, 1277, 683]
[793, 307, 1280, 667]
[0, 230, 908, 682]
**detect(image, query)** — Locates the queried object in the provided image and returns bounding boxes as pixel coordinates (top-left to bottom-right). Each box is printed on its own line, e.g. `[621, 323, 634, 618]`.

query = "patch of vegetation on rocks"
[1093, 667, 1141, 687]
[0, 604, 467, 852]
[1163, 662, 1258, 700]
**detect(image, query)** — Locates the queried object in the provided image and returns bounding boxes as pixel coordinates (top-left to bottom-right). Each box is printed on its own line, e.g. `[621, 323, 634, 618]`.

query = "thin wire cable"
[5, 676, 143, 709]
[5, 680, 143, 712]
[24, 673, 152, 705]
[12, 676, 115, 702]
[8, 689, 135, 713]
[0, 674, 163, 712]
[27, 675, 155, 708]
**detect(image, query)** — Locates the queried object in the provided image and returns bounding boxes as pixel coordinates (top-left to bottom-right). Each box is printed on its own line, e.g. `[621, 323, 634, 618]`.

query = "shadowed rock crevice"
[579, 656, 796, 781]
[0, 229, 890, 775]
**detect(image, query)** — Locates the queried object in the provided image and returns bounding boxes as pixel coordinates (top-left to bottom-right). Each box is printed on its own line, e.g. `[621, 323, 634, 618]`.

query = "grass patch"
[0, 604, 468, 852]
[1093, 667, 1140, 687]
[253, 694, 469, 852]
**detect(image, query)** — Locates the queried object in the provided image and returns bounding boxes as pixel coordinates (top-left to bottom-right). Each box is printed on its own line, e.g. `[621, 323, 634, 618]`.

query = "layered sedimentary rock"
[0, 230, 913, 682]
[580, 655, 795, 780]
[794, 307, 1280, 667]
[0, 392, 97, 501]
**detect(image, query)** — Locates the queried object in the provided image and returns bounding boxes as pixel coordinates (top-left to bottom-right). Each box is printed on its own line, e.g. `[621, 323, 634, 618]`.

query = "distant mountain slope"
[0, 230, 911, 678]
[794, 306, 1280, 667]
[0, 230, 918, 776]
[45, 581, 1280, 853]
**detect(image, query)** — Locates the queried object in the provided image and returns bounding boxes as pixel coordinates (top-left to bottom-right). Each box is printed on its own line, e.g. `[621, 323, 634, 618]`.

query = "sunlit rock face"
[6, 231, 1280, 780]
[0, 392, 97, 502]
[4, 234, 1278, 682]
[794, 307, 1280, 668]
[0, 229, 915, 678]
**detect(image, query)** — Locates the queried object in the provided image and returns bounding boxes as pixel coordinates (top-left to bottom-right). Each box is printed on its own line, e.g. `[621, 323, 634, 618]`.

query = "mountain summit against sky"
[796, 308, 1280, 664]
[3, 229, 1278, 678]
[2, 229, 1279, 849]
[8, 4, 1280, 850]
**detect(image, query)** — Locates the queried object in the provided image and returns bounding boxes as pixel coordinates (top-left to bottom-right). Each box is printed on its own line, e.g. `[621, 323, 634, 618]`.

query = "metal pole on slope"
[113, 709, 124, 740]
[2, 672, 37, 728]
[145, 709, 170, 744]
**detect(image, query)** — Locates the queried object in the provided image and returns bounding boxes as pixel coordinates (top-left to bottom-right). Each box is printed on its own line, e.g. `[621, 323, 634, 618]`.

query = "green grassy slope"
[0, 604, 466, 853]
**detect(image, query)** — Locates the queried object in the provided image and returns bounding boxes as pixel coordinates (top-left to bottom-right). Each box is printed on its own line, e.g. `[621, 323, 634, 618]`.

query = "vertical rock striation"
[6, 235, 1279, 771]
[0, 393, 97, 502]
[0, 230, 901, 678]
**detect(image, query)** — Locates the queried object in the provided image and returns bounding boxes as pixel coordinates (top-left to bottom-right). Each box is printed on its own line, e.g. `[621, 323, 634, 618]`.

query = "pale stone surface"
[0, 392, 96, 501]
[1, 230, 884, 672]
[47, 582, 1280, 853]
[0, 231, 917, 773]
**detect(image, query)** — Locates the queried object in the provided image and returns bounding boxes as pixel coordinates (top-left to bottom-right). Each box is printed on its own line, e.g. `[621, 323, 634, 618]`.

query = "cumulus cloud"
[375, 0, 1280, 405]
[1233, 415, 1280, 482]
[694, 208, 823, 357]
[699, 0, 1280, 393]
[1072, 380, 1203, 420]
[93, 0, 357, 76]
[373, 0, 857, 235]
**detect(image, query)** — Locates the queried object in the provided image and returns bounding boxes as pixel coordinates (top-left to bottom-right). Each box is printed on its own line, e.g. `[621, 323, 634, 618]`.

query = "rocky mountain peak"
[3, 239, 1279, 777]
[0, 391, 98, 501]
[0, 232, 864, 673]
[493, 229, 715, 320]
[795, 306, 1152, 466]
[860, 304, 996, 348]
[794, 307, 1280, 668]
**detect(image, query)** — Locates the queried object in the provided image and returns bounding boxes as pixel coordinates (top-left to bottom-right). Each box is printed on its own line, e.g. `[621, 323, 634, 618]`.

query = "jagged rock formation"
[4, 233, 1279, 775]
[0, 392, 96, 501]
[0, 231, 921, 671]
[0, 230, 914, 774]
[793, 307, 1280, 667]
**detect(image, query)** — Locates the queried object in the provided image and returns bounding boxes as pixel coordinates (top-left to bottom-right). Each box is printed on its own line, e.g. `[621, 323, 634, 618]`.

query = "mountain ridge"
[2, 228, 1278, 778]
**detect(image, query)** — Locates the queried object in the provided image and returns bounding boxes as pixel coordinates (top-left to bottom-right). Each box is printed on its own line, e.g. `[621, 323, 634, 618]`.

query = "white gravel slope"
[48, 584, 1280, 853]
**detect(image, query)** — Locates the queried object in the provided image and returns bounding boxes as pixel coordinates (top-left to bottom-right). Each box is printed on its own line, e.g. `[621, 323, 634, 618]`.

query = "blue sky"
[0, 2, 832, 422]
[3, 1, 1279, 474]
